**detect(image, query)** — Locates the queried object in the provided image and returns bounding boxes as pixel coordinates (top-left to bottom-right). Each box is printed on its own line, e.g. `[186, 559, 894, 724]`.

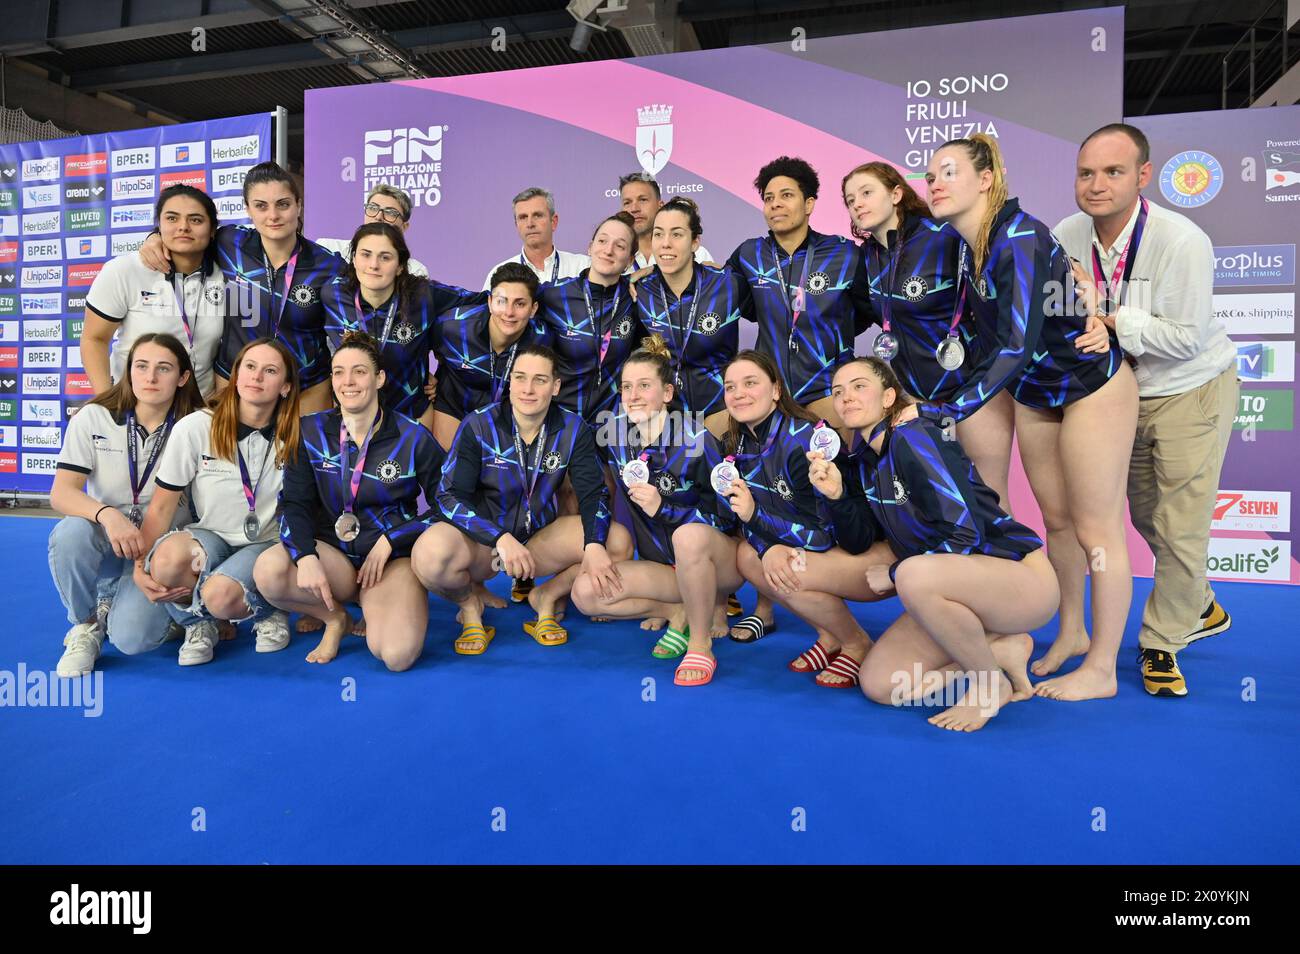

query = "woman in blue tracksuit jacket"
[718, 350, 894, 691]
[923, 133, 1137, 703]
[808, 355, 1060, 732]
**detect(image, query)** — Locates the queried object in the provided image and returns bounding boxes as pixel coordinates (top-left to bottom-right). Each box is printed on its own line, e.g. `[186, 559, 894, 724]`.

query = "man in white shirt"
[317, 183, 428, 277]
[618, 172, 714, 270]
[482, 187, 589, 290]
[1055, 123, 1239, 698]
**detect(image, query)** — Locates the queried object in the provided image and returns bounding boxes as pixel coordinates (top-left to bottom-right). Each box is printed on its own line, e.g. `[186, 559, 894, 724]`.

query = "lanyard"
[235, 431, 274, 516]
[169, 272, 195, 348]
[338, 411, 380, 516]
[875, 227, 920, 334]
[522, 250, 560, 284]
[263, 244, 301, 336]
[583, 278, 622, 387]
[353, 290, 399, 347]
[489, 342, 519, 403]
[770, 238, 814, 347]
[948, 243, 971, 337]
[126, 410, 174, 507]
[661, 271, 701, 389]
[511, 419, 548, 534]
[1091, 196, 1149, 312]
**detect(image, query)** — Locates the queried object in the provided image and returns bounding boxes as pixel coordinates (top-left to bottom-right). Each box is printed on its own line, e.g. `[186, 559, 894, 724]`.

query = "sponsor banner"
[0, 372, 15, 392]
[0, 398, 17, 421]
[0, 187, 15, 212]
[21, 239, 61, 263]
[0, 347, 16, 367]
[0, 319, 15, 340]
[0, 424, 15, 446]
[0, 295, 15, 316]
[21, 426, 62, 449]
[21, 265, 63, 288]
[1235, 340, 1296, 382]
[22, 184, 60, 209]
[0, 241, 14, 264]
[64, 208, 106, 233]
[65, 345, 82, 369]
[63, 372, 91, 396]
[111, 232, 150, 256]
[1214, 292, 1295, 335]
[160, 169, 208, 191]
[1206, 538, 1293, 582]
[20, 210, 60, 235]
[22, 347, 61, 369]
[0, 215, 17, 237]
[160, 141, 206, 167]
[1213, 490, 1291, 533]
[21, 398, 60, 423]
[21, 157, 61, 181]
[210, 135, 261, 164]
[214, 195, 247, 220]
[67, 263, 104, 286]
[110, 147, 155, 174]
[209, 164, 253, 194]
[65, 153, 107, 178]
[62, 181, 107, 205]
[64, 235, 108, 260]
[111, 174, 155, 202]
[1214, 244, 1296, 287]
[23, 321, 62, 342]
[109, 203, 154, 230]
[1233, 388, 1295, 431]
[0, 450, 16, 471]
[64, 318, 84, 340]
[21, 453, 59, 474]
[21, 372, 61, 395]
[21, 293, 61, 315]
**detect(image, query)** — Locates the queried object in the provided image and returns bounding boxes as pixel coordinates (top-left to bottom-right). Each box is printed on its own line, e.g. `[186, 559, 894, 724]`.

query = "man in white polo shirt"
[618, 172, 714, 271]
[1055, 122, 1239, 698]
[482, 187, 588, 290]
[317, 183, 428, 277]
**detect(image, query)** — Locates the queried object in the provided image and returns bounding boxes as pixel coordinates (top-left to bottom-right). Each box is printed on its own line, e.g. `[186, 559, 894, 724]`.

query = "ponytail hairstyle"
[938, 133, 1008, 274]
[210, 337, 301, 468]
[89, 332, 205, 421]
[721, 349, 819, 454]
[592, 210, 637, 245]
[840, 161, 932, 241]
[655, 197, 703, 239]
[621, 332, 673, 387]
[834, 355, 914, 432]
[343, 222, 422, 330]
[330, 330, 386, 409]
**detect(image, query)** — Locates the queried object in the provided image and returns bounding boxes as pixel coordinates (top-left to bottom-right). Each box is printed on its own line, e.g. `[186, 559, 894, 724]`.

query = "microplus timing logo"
[362, 125, 444, 208]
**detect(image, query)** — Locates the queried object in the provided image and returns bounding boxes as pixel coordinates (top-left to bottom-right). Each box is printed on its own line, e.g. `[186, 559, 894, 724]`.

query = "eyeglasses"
[363, 202, 405, 223]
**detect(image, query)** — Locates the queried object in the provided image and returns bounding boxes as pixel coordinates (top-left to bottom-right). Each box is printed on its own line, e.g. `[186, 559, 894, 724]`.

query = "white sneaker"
[178, 620, 219, 666]
[253, 610, 291, 653]
[57, 621, 103, 677]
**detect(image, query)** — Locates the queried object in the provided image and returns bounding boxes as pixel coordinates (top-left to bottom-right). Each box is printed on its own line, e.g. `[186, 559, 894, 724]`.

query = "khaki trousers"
[1127, 365, 1239, 652]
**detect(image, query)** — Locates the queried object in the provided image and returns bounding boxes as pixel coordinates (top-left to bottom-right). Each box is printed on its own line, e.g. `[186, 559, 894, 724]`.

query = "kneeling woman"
[724, 351, 895, 689]
[570, 335, 742, 685]
[49, 333, 206, 675]
[811, 357, 1059, 731]
[253, 332, 445, 670]
[411, 344, 632, 653]
[134, 338, 302, 665]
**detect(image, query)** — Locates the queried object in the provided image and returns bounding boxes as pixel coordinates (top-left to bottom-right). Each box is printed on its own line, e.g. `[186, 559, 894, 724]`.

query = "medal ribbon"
[263, 244, 301, 336]
[511, 420, 548, 534]
[126, 409, 174, 508]
[771, 239, 815, 348]
[660, 270, 701, 392]
[584, 277, 622, 387]
[169, 272, 195, 348]
[1091, 196, 1149, 313]
[235, 432, 274, 518]
[339, 411, 381, 517]
[353, 291, 400, 347]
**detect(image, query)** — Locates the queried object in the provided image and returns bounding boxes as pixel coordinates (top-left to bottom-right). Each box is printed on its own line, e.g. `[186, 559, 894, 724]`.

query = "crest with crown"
[638, 104, 673, 127]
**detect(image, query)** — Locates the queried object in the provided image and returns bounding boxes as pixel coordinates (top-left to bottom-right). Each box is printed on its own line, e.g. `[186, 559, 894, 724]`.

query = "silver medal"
[935, 335, 966, 371]
[334, 511, 361, 542]
[128, 506, 143, 528]
[243, 513, 260, 541]
[622, 458, 650, 487]
[810, 423, 841, 461]
[710, 460, 739, 496]
[873, 331, 899, 361]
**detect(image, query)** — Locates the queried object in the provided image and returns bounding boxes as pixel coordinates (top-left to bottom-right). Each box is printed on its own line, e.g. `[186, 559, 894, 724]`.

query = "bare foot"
[218, 621, 236, 641]
[676, 641, 715, 683]
[991, 634, 1035, 701]
[306, 610, 350, 664]
[813, 640, 869, 686]
[1030, 628, 1090, 676]
[296, 616, 322, 633]
[729, 614, 774, 640]
[526, 585, 556, 623]
[790, 637, 842, 673]
[710, 604, 729, 639]
[928, 672, 1012, 732]
[350, 616, 367, 637]
[641, 617, 668, 631]
[1035, 664, 1117, 702]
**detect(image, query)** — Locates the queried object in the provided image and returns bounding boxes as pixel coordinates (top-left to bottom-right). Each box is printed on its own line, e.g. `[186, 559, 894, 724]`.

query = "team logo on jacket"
[806, 272, 831, 295]
[204, 283, 224, 306]
[774, 476, 793, 501]
[288, 283, 318, 307]
[697, 312, 722, 335]
[892, 476, 909, 503]
[655, 471, 678, 496]
[543, 450, 563, 473]
[975, 275, 989, 298]
[375, 459, 401, 483]
[616, 316, 634, 338]
[393, 322, 416, 344]
[902, 276, 929, 301]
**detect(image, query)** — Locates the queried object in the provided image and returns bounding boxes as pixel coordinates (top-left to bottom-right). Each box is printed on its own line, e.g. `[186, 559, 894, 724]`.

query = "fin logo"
[364, 127, 442, 165]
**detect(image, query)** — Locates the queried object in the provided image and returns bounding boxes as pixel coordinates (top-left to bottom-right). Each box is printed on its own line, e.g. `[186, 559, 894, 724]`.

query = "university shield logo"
[636, 105, 674, 177]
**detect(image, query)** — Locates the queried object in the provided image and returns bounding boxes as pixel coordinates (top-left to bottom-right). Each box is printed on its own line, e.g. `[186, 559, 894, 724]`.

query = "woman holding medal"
[718, 351, 894, 689]
[49, 334, 205, 676]
[842, 162, 1015, 510]
[132, 338, 302, 667]
[633, 198, 741, 438]
[569, 335, 742, 681]
[428, 262, 554, 452]
[252, 332, 445, 670]
[83, 185, 226, 398]
[922, 133, 1138, 702]
[139, 162, 345, 414]
[412, 344, 631, 654]
[809, 357, 1057, 730]
[322, 223, 486, 432]
[536, 212, 642, 425]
